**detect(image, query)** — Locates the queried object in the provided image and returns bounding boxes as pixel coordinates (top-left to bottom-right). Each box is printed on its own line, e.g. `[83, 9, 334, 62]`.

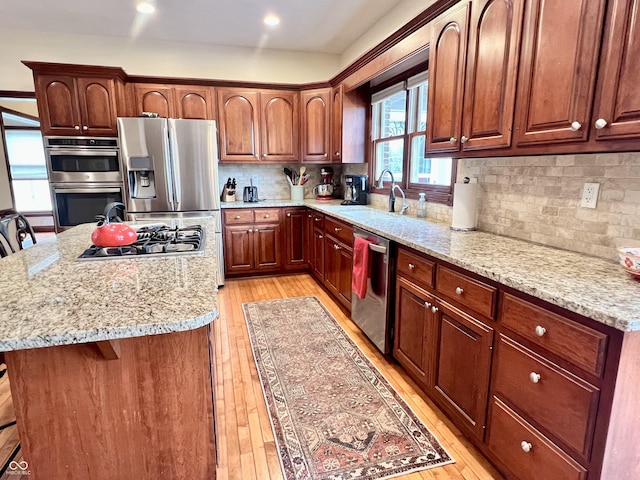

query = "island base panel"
[5, 326, 216, 480]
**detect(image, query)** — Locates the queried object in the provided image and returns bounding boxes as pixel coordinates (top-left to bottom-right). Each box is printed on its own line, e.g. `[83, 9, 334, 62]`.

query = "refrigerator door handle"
[165, 124, 177, 211]
[168, 121, 181, 211]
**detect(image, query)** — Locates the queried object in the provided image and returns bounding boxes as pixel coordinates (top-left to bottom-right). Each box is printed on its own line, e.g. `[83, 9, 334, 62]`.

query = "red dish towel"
[352, 236, 371, 300]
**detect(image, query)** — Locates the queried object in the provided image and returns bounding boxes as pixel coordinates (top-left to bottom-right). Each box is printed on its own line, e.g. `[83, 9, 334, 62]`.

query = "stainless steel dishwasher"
[351, 226, 393, 354]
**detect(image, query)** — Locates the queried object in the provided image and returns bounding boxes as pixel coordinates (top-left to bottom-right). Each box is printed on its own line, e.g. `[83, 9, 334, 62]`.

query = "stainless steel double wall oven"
[45, 136, 123, 231]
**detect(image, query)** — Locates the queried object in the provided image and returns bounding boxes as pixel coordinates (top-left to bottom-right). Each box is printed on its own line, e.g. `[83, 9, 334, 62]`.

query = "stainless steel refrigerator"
[117, 117, 224, 285]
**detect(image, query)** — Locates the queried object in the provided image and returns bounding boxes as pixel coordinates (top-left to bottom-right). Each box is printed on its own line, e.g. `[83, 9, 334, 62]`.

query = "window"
[2, 115, 51, 212]
[370, 71, 455, 204]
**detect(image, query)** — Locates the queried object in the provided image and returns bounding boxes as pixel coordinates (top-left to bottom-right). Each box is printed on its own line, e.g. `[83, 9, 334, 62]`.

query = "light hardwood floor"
[0, 273, 504, 479]
[215, 274, 504, 480]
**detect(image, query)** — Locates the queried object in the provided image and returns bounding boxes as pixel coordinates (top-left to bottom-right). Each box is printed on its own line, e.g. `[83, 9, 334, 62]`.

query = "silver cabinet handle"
[529, 372, 541, 384]
[307, 214, 312, 218]
[461, 135, 468, 143]
[318, 234, 323, 239]
[264, 214, 270, 218]
[595, 118, 608, 129]
[74, 126, 80, 130]
[334, 227, 342, 232]
[449, 137, 456, 144]
[535, 325, 547, 337]
[248, 229, 253, 233]
[333, 244, 341, 250]
[235, 215, 241, 219]
[335, 151, 341, 156]
[570, 121, 582, 131]
[83, 125, 88, 131]
[455, 287, 464, 295]
[262, 153, 267, 157]
[521, 441, 532, 453]
[424, 301, 432, 308]
[408, 263, 415, 271]
[315, 218, 322, 222]
[431, 306, 439, 314]
[287, 213, 291, 217]
[324, 153, 328, 157]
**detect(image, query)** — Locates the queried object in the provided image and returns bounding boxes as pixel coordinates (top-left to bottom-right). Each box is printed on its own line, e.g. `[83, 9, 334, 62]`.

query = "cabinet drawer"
[224, 209, 253, 224]
[436, 266, 496, 318]
[324, 216, 353, 246]
[501, 293, 607, 377]
[487, 398, 587, 480]
[493, 335, 599, 458]
[397, 248, 435, 288]
[310, 212, 324, 229]
[253, 208, 280, 223]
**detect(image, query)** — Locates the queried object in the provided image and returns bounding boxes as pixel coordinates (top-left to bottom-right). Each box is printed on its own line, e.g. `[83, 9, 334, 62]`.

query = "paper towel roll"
[451, 182, 478, 231]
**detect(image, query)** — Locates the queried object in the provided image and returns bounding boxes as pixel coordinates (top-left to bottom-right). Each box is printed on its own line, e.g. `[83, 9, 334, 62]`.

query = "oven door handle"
[48, 150, 118, 157]
[54, 187, 122, 194]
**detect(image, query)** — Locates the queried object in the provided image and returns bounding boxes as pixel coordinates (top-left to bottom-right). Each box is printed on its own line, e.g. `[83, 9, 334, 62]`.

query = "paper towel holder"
[450, 178, 478, 231]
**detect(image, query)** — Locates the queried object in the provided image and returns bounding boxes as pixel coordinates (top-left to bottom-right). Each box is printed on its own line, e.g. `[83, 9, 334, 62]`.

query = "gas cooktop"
[77, 224, 205, 261]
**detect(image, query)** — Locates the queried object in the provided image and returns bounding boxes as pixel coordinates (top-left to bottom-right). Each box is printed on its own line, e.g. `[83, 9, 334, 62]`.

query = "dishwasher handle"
[354, 232, 387, 254]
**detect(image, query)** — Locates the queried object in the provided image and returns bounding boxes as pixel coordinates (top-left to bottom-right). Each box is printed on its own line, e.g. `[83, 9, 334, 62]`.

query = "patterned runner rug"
[243, 296, 454, 480]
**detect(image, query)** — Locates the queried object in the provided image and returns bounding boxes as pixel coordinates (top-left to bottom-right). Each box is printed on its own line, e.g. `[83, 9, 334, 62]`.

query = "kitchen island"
[0, 219, 219, 479]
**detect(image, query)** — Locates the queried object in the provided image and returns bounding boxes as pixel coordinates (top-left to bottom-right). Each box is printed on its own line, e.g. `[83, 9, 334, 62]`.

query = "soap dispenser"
[417, 192, 427, 218]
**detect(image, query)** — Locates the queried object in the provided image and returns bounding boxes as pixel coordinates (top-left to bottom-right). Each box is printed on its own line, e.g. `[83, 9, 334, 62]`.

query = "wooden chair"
[0, 209, 36, 257]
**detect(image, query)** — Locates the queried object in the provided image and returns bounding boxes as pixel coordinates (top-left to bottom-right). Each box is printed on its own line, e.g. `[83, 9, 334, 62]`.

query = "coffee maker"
[341, 175, 368, 205]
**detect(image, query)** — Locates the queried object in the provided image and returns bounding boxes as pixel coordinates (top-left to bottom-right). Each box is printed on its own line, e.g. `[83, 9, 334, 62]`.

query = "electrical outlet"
[581, 182, 600, 208]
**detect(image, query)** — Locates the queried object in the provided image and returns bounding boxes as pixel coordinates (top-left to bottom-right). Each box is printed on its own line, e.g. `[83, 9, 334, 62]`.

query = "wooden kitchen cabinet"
[218, 88, 299, 163]
[260, 90, 299, 162]
[301, 88, 331, 163]
[34, 74, 119, 136]
[223, 208, 281, 275]
[513, 0, 606, 146]
[133, 84, 175, 118]
[330, 85, 367, 163]
[591, 0, 640, 142]
[175, 86, 215, 120]
[132, 84, 215, 119]
[323, 233, 353, 310]
[284, 207, 307, 270]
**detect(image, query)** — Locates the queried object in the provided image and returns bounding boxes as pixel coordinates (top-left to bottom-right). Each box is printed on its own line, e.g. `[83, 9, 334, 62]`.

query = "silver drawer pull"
[521, 441, 532, 453]
[529, 372, 541, 384]
[333, 244, 341, 250]
[248, 229, 253, 233]
[408, 263, 415, 271]
[234, 215, 241, 219]
[431, 306, 439, 314]
[455, 287, 464, 295]
[287, 213, 291, 217]
[535, 325, 547, 337]
[315, 218, 321, 222]
[318, 234, 323, 239]
[308, 214, 312, 218]
[449, 136, 456, 144]
[334, 227, 342, 232]
[424, 301, 432, 308]
[264, 214, 270, 218]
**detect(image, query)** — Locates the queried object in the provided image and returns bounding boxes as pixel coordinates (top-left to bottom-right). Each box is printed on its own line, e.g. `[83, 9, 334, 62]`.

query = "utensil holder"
[290, 185, 304, 201]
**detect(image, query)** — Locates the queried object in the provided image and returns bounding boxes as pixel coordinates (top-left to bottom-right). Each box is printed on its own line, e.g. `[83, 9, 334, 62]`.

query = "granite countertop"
[0, 218, 219, 352]
[223, 199, 640, 332]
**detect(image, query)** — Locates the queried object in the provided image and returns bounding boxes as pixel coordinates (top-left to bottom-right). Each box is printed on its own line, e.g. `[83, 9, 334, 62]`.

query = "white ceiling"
[0, 0, 407, 54]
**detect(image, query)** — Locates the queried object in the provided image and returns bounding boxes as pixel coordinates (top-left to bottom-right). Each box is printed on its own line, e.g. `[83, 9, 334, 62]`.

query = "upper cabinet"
[131, 84, 215, 120]
[34, 74, 119, 136]
[591, 0, 640, 142]
[301, 88, 331, 163]
[331, 85, 367, 164]
[217, 88, 299, 163]
[513, 0, 606, 146]
[331, 85, 344, 162]
[427, 0, 524, 154]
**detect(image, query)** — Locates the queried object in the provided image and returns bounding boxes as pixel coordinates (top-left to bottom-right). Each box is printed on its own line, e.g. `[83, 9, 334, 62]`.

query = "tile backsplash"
[219, 153, 640, 261]
[458, 152, 640, 260]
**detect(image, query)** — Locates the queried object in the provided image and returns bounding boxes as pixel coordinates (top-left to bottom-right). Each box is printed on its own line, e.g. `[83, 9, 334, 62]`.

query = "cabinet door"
[223, 225, 254, 274]
[592, 0, 640, 141]
[335, 243, 353, 310]
[514, 0, 606, 146]
[35, 75, 82, 135]
[301, 88, 331, 163]
[312, 227, 325, 281]
[431, 299, 494, 441]
[284, 208, 306, 269]
[304, 210, 314, 265]
[260, 91, 299, 162]
[426, 2, 470, 153]
[134, 85, 175, 118]
[76, 77, 118, 136]
[330, 85, 343, 162]
[461, 0, 523, 151]
[175, 87, 215, 120]
[394, 277, 435, 388]
[324, 234, 340, 295]
[254, 224, 281, 271]
[217, 89, 260, 162]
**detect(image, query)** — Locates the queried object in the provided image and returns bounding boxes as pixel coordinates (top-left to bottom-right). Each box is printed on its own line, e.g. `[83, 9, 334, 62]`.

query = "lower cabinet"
[283, 207, 306, 270]
[323, 233, 353, 310]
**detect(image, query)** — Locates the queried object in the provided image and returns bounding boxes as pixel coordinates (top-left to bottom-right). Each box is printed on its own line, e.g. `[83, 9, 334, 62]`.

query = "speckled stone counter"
[0, 217, 218, 351]
[224, 199, 640, 331]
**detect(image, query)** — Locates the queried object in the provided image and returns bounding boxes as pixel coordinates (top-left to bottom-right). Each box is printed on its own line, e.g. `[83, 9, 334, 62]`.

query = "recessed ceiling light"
[137, 2, 156, 14]
[263, 14, 280, 26]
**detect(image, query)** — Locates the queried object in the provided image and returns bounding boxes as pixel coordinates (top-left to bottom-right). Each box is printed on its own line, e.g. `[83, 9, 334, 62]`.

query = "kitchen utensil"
[91, 202, 137, 248]
[299, 166, 306, 184]
[285, 174, 294, 187]
[300, 174, 309, 185]
[284, 167, 293, 182]
[313, 183, 334, 198]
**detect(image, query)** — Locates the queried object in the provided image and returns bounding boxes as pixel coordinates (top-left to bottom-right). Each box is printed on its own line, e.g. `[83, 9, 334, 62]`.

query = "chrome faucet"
[376, 169, 396, 212]
[392, 184, 410, 215]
